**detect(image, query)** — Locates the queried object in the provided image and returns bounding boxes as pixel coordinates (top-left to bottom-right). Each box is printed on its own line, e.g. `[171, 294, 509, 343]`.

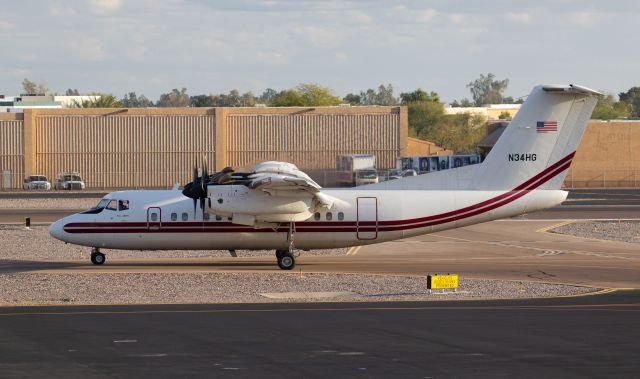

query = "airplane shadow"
[0, 258, 282, 273]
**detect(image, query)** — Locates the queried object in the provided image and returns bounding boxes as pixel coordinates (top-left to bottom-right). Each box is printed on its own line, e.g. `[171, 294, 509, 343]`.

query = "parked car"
[23, 175, 51, 190]
[55, 172, 86, 190]
[388, 169, 418, 181]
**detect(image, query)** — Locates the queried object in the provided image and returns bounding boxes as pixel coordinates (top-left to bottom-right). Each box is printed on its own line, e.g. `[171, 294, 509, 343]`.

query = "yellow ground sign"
[427, 274, 459, 289]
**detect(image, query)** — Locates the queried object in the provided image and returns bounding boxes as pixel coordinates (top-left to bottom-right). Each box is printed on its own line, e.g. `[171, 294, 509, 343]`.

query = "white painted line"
[260, 292, 354, 299]
[128, 354, 168, 357]
[113, 339, 138, 343]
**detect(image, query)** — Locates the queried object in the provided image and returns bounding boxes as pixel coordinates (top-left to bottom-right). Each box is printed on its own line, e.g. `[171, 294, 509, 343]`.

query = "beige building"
[478, 120, 640, 188]
[2, 106, 636, 190]
[1, 106, 408, 189]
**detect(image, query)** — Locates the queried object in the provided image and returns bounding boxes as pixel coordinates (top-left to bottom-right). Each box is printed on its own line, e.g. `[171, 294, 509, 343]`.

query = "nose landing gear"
[90, 247, 105, 265]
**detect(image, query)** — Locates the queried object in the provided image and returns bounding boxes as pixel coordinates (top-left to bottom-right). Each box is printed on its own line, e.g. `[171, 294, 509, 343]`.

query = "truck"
[336, 154, 378, 187]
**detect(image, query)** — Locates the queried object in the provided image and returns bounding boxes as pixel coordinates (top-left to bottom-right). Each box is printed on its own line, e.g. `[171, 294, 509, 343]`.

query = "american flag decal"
[536, 121, 558, 133]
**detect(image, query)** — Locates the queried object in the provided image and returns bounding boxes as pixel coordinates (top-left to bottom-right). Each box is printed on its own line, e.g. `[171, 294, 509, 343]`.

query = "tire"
[277, 252, 295, 270]
[90, 252, 105, 265]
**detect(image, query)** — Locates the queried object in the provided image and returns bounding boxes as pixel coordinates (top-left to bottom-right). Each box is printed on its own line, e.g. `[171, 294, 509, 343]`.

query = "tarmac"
[0, 188, 638, 377]
[0, 290, 638, 378]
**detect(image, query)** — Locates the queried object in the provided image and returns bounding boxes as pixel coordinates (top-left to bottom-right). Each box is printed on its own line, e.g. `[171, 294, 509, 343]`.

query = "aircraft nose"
[49, 219, 65, 241]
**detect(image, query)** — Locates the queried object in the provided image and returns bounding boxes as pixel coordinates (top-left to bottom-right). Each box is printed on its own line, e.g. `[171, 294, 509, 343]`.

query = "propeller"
[182, 156, 212, 218]
[182, 157, 238, 219]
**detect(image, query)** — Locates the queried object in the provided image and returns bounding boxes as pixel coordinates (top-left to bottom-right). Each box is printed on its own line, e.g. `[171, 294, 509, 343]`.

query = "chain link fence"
[564, 169, 640, 189]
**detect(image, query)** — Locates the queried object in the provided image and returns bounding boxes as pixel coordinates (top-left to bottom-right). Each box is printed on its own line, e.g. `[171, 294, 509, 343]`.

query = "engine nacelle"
[207, 185, 313, 225]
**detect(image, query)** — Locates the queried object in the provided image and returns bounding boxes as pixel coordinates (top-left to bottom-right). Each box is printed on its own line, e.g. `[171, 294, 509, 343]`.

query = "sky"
[1, 0, 639, 103]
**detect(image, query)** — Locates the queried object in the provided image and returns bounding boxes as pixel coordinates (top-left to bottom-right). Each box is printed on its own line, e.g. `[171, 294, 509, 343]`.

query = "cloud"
[0, 20, 14, 30]
[65, 37, 106, 61]
[87, 0, 123, 14]
[572, 11, 595, 25]
[506, 12, 531, 24]
[448, 13, 465, 24]
[351, 12, 372, 24]
[49, 2, 78, 16]
[417, 8, 436, 23]
[256, 51, 287, 65]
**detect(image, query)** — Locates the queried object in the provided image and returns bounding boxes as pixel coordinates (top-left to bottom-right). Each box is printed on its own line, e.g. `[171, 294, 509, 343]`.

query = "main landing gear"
[90, 247, 105, 265]
[275, 222, 297, 270]
[276, 250, 295, 270]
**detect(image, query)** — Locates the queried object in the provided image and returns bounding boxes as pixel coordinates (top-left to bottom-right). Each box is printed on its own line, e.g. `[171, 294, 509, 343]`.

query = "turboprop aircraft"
[49, 84, 601, 270]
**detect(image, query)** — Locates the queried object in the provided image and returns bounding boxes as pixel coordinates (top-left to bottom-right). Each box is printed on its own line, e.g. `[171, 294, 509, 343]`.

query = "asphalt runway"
[0, 290, 638, 378]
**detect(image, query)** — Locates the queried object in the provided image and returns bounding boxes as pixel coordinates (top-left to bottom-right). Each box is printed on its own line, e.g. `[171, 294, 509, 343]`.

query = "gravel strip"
[0, 225, 346, 260]
[553, 221, 640, 244]
[0, 272, 597, 306]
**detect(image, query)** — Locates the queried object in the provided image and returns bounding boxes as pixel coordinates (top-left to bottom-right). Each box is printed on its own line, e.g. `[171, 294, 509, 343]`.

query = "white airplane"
[49, 84, 601, 270]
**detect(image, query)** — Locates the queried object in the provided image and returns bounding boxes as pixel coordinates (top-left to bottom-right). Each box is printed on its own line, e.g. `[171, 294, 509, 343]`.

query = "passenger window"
[182, 213, 188, 221]
[106, 200, 117, 211]
[326, 212, 332, 221]
[118, 200, 130, 211]
[215, 215, 222, 221]
[171, 213, 177, 221]
[314, 212, 321, 221]
[203, 213, 210, 221]
[338, 212, 344, 221]
[150, 213, 158, 221]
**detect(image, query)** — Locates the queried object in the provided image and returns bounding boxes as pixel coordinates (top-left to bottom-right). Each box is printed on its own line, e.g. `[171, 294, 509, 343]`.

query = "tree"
[343, 93, 362, 105]
[450, 98, 473, 107]
[502, 96, 523, 104]
[591, 94, 629, 120]
[349, 84, 398, 105]
[241, 91, 256, 107]
[272, 89, 305, 106]
[402, 88, 485, 152]
[619, 86, 640, 117]
[271, 84, 341, 106]
[21, 78, 48, 95]
[156, 88, 190, 107]
[466, 73, 509, 106]
[374, 84, 397, 105]
[190, 94, 215, 107]
[498, 111, 512, 120]
[297, 83, 342, 106]
[259, 88, 278, 105]
[65, 88, 80, 96]
[400, 89, 439, 104]
[120, 92, 153, 107]
[72, 94, 122, 108]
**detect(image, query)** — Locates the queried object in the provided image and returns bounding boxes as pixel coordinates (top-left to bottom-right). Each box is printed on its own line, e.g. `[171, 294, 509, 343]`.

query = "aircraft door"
[357, 197, 378, 240]
[147, 207, 162, 231]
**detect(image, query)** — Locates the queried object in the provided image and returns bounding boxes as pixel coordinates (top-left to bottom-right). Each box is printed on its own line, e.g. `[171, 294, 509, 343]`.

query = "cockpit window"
[106, 200, 117, 211]
[95, 199, 110, 209]
[118, 200, 130, 211]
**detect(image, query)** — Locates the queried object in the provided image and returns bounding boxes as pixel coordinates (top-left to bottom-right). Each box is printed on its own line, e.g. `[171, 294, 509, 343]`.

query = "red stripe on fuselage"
[63, 152, 574, 234]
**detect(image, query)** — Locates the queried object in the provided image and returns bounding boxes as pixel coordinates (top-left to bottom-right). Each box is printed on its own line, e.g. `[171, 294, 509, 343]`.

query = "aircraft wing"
[248, 174, 320, 194]
[246, 162, 334, 208]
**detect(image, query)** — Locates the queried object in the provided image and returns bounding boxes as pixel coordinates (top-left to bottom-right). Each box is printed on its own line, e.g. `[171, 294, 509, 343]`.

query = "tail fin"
[472, 84, 601, 190]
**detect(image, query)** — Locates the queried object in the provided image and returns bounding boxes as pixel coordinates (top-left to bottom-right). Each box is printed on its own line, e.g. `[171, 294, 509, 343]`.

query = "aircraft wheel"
[277, 251, 295, 270]
[90, 252, 106, 265]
